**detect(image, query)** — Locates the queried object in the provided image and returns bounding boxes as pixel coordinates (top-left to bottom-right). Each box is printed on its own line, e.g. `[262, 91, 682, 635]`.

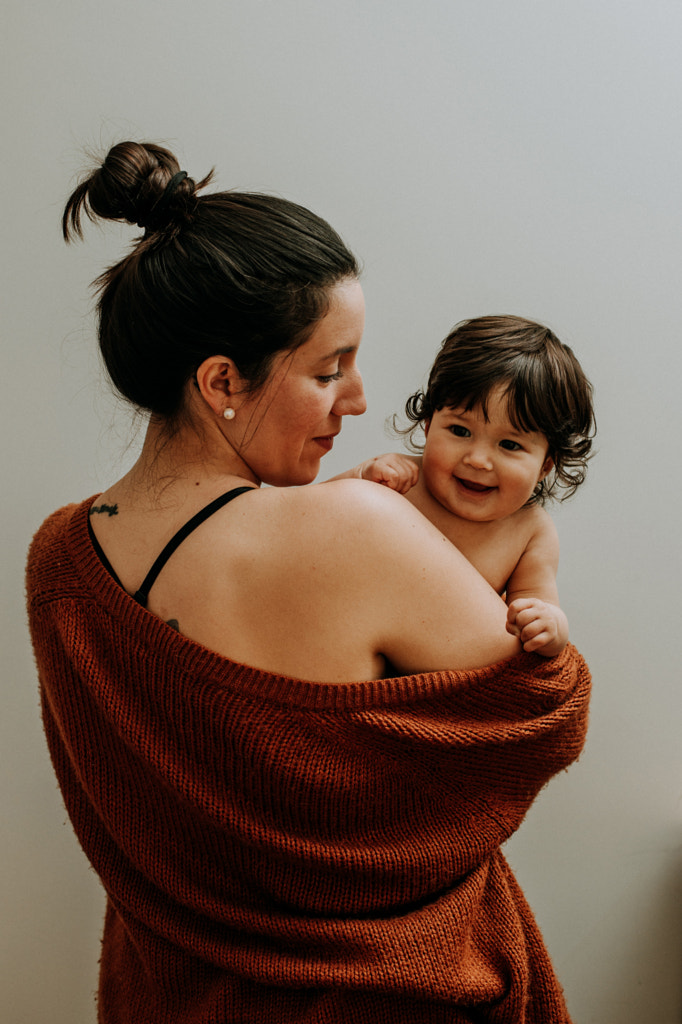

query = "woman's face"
[232, 277, 367, 486]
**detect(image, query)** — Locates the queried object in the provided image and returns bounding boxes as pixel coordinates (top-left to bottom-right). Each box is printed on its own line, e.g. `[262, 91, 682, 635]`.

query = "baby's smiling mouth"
[456, 477, 495, 493]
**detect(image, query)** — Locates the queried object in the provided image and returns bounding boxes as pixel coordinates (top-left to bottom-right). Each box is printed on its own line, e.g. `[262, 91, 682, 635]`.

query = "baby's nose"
[464, 445, 493, 470]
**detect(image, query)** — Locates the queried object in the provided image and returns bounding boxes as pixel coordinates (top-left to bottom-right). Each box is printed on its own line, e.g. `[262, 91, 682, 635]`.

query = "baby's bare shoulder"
[513, 502, 556, 532]
[512, 504, 559, 560]
[504, 503, 558, 553]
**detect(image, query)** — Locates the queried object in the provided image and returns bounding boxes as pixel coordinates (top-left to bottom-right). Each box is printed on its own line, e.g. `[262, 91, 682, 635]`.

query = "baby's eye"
[500, 439, 522, 451]
[449, 424, 470, 437]
[316, 370, 343, 384]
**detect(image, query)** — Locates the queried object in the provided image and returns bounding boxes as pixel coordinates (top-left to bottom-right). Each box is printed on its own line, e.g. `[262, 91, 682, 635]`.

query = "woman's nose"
[334, 369, 367, 417]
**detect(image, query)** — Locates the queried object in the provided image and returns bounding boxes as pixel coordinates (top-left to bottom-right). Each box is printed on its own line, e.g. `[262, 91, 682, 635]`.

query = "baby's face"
[422, 386, 553, 523]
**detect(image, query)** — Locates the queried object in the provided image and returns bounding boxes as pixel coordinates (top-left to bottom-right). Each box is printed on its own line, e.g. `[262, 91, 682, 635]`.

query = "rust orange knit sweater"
[27, 499, 591, 1023]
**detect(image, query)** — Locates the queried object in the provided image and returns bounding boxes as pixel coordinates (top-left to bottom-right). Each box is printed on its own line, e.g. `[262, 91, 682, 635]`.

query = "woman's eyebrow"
[316, 345, 357, 363]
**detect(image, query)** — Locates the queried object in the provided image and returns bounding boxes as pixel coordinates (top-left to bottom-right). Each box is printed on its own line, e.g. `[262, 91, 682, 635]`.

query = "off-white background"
[3, 2, 681, 1021]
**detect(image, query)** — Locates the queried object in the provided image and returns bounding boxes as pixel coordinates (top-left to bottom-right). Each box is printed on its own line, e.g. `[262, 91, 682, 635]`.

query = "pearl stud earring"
[223, 407, 235, 421]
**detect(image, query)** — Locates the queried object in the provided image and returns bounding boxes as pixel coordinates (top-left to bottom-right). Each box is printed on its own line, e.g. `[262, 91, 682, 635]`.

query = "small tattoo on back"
[89, 503, 119, 517]
[166, 619, 180, 632]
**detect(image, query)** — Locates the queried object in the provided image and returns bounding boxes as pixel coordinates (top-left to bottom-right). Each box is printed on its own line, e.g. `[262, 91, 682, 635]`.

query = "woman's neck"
[110, 413, 261, 509]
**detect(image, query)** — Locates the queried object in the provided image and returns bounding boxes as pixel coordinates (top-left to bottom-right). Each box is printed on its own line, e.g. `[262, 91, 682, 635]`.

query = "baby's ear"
[539, 454, 554, 481]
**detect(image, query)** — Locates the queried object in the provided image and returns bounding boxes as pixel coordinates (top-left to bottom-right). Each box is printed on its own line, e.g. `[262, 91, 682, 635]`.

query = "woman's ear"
[194, 356, 245, 418]
[423, 418, 432, 437]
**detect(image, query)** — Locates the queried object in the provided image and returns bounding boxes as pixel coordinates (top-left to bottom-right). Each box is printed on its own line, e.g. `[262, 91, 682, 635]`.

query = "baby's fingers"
[506, 604, 521, 638]
[384, 460, 419, 494]
[507, 599, 566, 657]
[521, 630, 554, 653]
[507, 598, 536, 631]
[519, 615, 558, 652]
[372, 465, 404, 492]
[363, 455, 419, 493]
[507, 597, 540, 618]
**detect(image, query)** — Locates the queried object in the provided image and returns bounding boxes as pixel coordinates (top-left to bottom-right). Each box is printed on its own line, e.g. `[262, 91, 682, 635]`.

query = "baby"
[345, 316, 595, 657]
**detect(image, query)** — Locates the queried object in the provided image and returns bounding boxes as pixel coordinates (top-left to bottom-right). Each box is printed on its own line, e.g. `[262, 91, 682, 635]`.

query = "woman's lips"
[314, 435, 335, 453]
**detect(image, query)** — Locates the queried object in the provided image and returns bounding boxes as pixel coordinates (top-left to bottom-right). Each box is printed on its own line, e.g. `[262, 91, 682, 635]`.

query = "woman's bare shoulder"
[253, 478, 446, 552]
[246, 479, 505, 621]
[186, 477, 517, 678]
[266, 477, 415, 510]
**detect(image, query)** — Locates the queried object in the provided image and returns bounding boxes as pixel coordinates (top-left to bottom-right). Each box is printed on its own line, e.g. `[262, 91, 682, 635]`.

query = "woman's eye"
[500, 439, 522, 451]
[449, 424, 470, 437]
[317, 370, 343, 384]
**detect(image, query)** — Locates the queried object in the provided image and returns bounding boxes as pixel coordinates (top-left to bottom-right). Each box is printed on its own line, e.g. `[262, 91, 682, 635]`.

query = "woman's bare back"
[90, 477, 518, 683]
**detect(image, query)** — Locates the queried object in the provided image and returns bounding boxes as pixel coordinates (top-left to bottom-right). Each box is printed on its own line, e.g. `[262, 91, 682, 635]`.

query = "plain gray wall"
[3, 2, 681, 1021]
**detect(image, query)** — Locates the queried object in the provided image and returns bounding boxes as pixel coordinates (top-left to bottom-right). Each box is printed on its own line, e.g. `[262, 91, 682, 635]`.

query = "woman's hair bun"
[62, 141, 208, 240]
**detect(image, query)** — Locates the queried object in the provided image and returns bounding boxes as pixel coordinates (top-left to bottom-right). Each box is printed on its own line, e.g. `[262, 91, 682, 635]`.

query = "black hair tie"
[139, 170, 188, 231]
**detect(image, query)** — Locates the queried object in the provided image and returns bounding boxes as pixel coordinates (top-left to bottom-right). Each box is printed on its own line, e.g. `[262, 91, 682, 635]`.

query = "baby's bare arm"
[505, 513, 568, 657]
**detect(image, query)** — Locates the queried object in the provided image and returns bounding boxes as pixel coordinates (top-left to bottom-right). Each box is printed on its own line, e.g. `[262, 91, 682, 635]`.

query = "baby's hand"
[506, 598, 568, 657]
[358, 453, 419, 494]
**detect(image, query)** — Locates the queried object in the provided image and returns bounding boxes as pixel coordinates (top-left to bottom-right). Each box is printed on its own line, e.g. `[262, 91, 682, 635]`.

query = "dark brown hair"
[401, 315, 595, 503]
[63, 141, 360, 419]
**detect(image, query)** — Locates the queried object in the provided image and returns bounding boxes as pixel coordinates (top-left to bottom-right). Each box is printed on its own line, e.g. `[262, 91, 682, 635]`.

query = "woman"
[27, 141, 590, 1023]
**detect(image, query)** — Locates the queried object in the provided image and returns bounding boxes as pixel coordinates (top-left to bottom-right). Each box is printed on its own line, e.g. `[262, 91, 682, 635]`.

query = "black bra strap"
[133, 486, 256, 607]
[87, 515, 125, 591]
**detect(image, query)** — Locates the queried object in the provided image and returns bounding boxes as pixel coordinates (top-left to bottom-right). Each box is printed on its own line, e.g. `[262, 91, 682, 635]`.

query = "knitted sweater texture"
[26, 498, 591, 1023]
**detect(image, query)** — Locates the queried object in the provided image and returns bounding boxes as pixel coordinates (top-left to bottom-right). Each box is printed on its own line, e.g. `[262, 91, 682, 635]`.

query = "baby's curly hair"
[400, 316, 595, 504]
